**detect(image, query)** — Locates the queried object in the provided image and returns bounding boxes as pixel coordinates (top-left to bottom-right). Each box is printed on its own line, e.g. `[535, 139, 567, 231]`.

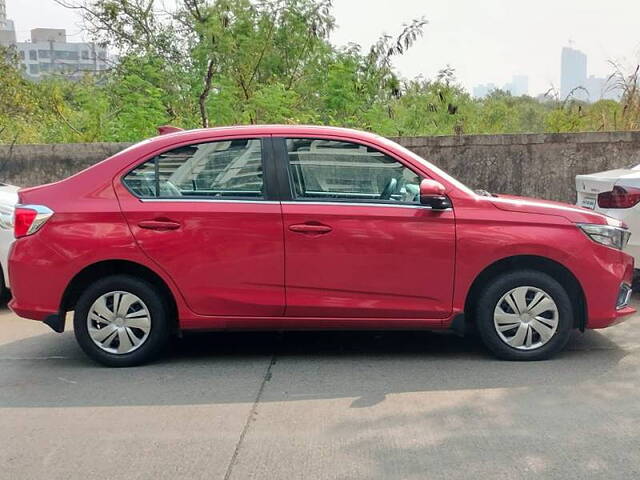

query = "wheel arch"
[464, 255, 587, 331]
[60, 259, 179, 332]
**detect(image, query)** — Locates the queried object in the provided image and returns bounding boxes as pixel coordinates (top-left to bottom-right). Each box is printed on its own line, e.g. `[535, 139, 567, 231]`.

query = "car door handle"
[138, 220, 181, 231]
[288, 223, 333, 234]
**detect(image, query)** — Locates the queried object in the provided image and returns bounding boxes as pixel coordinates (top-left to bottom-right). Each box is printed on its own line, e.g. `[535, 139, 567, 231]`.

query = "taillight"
[14, 205, 54, 238]
[597, 186, 640, 209]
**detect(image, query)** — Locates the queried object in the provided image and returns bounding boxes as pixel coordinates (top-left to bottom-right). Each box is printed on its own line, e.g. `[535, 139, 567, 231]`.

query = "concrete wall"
[393, 132, 640, 203]
[0, 142, 130, 188]
[1, 132, 640, 203]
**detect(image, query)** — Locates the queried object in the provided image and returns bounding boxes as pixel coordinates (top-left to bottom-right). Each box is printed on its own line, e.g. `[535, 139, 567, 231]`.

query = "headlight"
[578, 224, 631, 250]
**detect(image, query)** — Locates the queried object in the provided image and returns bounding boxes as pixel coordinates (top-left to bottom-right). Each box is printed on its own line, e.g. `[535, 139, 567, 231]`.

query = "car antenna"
[157, 125, 184, 135]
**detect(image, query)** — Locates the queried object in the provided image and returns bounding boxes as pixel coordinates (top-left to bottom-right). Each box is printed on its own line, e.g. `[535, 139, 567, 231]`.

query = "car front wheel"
[475, 270, 573, 361]
[73, 275, 171, 367]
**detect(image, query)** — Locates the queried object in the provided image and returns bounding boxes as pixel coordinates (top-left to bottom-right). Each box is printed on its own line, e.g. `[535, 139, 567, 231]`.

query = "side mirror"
[419, 179, 452, 210]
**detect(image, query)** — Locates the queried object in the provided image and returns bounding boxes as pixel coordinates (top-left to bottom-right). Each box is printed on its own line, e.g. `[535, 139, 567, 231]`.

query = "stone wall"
[1, 132, 640, 203]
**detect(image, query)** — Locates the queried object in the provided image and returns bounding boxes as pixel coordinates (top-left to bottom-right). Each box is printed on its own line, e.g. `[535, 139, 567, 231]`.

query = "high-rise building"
[0, 0, 17, 47]
[561, 47, 588, 99]
[560, 46, 623, 102]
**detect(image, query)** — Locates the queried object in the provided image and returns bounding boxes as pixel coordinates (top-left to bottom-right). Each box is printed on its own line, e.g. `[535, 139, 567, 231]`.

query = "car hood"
[489, 194, 619, 226]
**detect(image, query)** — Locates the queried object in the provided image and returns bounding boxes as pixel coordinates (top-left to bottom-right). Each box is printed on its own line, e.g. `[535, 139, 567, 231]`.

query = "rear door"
[116, 136, 285, 318]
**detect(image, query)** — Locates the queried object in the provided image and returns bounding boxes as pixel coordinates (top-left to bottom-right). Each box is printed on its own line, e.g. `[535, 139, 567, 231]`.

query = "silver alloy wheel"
[493, 286, 559, 351]
[87, 291, 151, 354]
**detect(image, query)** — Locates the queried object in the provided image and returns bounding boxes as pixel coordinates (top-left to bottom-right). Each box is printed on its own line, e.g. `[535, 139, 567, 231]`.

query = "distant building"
[503, 75, 529, 96]
[0, 0, 16, 47]
[585, 76, 605, 100]
[16, 28, 109, 80]
[473, 83, 497, 98]
[0, 0, 108, 80]
[585, 75, 622, 102]
[560, 46, 622, 102]
[561, 47, 588, 100]
[473, 75, 529, 99]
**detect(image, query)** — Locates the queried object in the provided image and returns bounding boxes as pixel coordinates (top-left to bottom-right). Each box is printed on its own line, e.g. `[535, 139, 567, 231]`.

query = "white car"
[0, 184, 19, 296]
[576, 166, 640, 271]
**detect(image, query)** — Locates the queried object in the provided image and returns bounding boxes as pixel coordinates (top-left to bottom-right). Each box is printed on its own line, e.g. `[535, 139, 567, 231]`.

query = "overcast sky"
[6, 0, 640, 95]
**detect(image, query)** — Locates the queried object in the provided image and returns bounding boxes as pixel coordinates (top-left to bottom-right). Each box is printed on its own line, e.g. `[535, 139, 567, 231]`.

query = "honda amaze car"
[9, 126, 635, 366]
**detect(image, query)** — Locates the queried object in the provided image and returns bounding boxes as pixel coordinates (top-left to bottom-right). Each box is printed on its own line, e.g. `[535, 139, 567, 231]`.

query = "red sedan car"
[8, 126, 635, 366]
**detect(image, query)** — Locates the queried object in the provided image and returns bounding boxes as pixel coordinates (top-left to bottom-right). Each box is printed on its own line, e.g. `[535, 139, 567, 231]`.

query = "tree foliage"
[1, 0, 639, 144]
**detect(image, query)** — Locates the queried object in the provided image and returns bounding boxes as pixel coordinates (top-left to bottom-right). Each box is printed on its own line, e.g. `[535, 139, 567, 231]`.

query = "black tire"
[74, 275, 171, 367]
[0, 267, 10, 305]
[475, 270, 573, 361]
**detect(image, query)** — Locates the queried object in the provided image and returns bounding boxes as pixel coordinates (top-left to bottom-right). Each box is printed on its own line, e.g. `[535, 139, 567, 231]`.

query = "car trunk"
[575, 169, 640, 210]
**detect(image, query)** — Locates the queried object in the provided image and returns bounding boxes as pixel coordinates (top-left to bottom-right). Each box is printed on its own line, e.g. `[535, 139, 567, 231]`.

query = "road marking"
[57, 377, 77, 384]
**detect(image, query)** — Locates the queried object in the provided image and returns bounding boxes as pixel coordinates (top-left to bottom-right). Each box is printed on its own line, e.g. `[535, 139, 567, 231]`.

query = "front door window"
[285, 138, 421, 204]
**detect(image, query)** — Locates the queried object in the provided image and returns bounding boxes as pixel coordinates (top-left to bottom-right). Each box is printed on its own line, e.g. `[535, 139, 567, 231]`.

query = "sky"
[6, 0, 640, 96]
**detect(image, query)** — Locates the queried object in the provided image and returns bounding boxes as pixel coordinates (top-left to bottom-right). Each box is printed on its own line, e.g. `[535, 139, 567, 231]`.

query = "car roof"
[151, 125, 385, 144]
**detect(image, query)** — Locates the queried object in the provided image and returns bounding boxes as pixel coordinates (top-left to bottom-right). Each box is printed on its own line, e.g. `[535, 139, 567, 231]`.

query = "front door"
[277, 137, 455, 320]
[116, 136, 285, 317]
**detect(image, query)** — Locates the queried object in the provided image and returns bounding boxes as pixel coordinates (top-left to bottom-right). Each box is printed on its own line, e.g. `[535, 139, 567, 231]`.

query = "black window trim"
[271, 136, 427, 207]
[121, 136, 279, 202]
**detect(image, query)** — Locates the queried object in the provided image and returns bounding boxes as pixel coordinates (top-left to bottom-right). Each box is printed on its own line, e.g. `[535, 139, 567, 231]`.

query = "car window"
[124, 139, 264, 199]
[285, 138, 422, 203]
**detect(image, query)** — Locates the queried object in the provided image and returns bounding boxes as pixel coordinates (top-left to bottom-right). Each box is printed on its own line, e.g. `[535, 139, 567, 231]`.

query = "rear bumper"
[8, 236, 69, 322]
[8, 302, 58, 322]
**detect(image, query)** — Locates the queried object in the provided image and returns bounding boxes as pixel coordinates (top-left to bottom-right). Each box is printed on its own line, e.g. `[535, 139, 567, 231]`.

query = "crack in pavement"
[223, 353, 277, 480]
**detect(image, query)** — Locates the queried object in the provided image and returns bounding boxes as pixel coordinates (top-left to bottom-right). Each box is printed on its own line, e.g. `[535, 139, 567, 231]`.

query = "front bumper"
[582, 247, 636, 329]
[617, 283, 633, 309]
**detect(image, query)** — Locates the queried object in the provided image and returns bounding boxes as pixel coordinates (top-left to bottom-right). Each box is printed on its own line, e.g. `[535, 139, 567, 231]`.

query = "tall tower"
[0, 0, 17, 47]
[0, 0, 7, 28]
[561, 47, 588, 100]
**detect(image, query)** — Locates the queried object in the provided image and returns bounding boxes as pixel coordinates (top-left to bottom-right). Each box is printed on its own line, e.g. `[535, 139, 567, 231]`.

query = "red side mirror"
[419, 179, 451, 210]
[419, 179, 446, 197]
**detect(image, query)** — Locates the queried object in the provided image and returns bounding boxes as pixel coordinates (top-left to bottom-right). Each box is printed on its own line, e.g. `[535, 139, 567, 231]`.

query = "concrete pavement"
[1, 297, 640, 479]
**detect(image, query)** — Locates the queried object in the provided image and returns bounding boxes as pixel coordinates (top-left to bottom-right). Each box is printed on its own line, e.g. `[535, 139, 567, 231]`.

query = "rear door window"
[123, 138, 265, 199]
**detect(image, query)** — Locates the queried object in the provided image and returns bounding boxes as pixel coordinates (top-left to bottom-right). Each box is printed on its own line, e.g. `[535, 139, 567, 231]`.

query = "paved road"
[2, 297, 640, 480]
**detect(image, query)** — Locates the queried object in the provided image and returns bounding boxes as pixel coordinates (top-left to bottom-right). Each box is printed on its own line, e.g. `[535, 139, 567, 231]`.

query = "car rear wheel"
[475, 270, 573, 361]
[73, 275, 170, 367]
